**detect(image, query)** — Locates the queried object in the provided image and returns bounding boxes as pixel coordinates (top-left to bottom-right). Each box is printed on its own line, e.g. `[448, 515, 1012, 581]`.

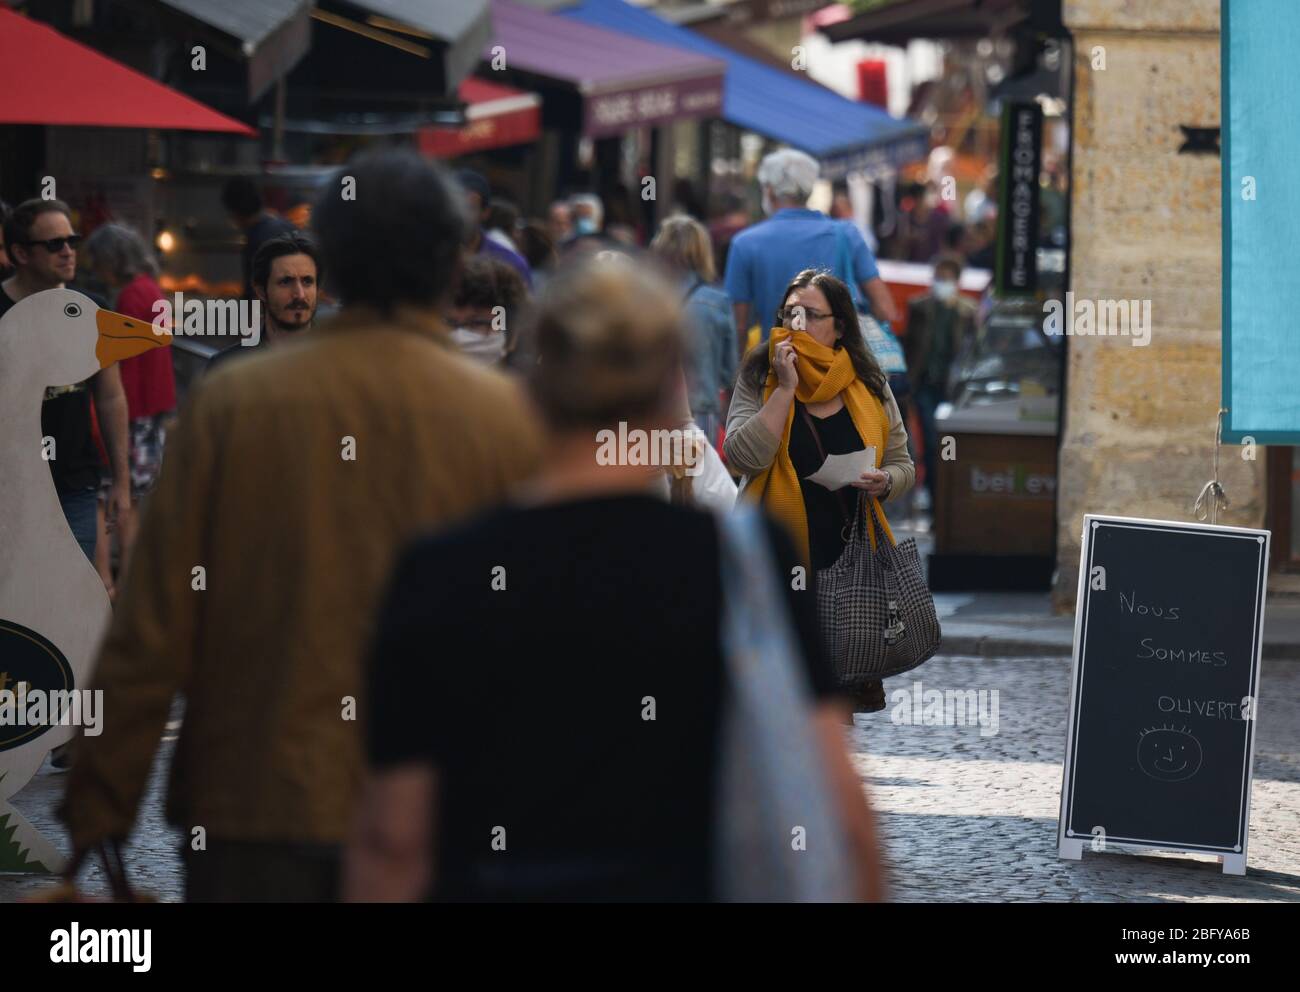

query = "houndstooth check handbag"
[818, 492, 941, 682]
[798, 407, 941, 684]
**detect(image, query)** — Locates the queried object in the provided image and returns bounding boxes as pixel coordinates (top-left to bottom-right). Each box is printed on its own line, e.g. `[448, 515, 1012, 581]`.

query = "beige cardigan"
[724, 369, 916, 502]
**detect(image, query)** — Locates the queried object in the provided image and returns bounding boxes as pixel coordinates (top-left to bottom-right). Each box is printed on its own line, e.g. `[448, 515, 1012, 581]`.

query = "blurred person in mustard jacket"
[61, 149, 543, 902]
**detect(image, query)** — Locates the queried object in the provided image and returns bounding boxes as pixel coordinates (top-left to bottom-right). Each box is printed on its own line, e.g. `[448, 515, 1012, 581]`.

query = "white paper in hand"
[804, 446, 876, 490]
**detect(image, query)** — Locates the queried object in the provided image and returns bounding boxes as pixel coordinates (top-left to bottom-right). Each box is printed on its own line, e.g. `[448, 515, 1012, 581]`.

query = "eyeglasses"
[21, 235, 82, 253]
[778, 306, 833, 327]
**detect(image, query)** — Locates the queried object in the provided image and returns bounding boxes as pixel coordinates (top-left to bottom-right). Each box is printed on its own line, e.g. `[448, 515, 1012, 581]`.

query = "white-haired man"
[724, 149, 898, 356]
[562, 192, 621, 258]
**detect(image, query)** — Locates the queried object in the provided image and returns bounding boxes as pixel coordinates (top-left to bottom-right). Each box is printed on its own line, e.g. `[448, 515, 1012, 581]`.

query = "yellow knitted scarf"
[743, 327, 895, 564]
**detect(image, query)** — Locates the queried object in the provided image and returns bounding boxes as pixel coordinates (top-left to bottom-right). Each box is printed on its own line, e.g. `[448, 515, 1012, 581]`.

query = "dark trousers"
[913, 384, 943, 504]
[58, 486, 98, 562]
[183, 840, 342, 902]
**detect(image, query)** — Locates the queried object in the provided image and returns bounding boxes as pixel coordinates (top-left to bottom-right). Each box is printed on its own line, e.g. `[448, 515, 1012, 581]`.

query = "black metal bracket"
[1178, 125, 1221, 156]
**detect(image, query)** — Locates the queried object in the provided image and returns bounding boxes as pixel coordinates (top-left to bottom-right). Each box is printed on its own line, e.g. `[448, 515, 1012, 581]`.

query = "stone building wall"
[1053, 0, 1263, 609]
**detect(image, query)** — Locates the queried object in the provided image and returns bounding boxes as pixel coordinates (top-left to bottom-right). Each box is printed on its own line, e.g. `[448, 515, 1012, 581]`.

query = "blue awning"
[558, 0, 929, 178]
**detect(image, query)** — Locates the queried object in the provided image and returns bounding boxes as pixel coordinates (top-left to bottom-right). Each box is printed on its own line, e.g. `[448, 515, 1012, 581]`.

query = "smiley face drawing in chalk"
[1136, 724, 1203, 782]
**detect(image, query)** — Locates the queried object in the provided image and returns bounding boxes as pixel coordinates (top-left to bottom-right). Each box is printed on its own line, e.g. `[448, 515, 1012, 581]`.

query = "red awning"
[0, 6, 256, 134]
[418, 77, 540, 157]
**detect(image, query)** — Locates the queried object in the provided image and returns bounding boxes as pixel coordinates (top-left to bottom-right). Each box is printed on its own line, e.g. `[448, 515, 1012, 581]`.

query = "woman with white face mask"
[445, 255, 526, 368]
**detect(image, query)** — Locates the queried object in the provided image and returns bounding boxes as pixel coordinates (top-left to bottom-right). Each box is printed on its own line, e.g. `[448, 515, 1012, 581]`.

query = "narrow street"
[5, 658, 1297, 904]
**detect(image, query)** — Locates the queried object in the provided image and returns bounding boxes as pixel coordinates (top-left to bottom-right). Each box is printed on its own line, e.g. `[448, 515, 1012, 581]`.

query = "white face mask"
[451, 327, 507, 363]
[932, 279, 958, 303]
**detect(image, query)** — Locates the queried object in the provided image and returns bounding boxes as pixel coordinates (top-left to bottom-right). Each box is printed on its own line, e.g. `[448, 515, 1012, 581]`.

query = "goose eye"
[64, 303, 82, 318]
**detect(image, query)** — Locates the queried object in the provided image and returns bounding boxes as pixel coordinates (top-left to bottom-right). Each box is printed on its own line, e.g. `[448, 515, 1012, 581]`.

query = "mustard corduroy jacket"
[61, 305, 543, 849]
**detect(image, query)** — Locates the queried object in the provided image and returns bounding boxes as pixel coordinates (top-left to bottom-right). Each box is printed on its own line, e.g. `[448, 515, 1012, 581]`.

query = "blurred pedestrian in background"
[903, 253, 977, 510]
[455, 169, 532, 287]
[724, 270, 914, 714]
[61, 148, 543, 902]
[221, 177, 294, 300]
[1, 199, 131, 576]
[563, 192, 620, 257]
[964, 217, 997, 270]
[445, 254, 527, 370]
[515, 219, 559, 294]
[901, 181, 952, 264]
[207, 231, 322, 373]
[650, 215, 736, 447]
[706, 190, 750, 280]
[964, 165, 998, 226]
[484, 196, 522, 255]
[82, 223, 176, 577]
[546, 198, 573, 245]
[724, 149, 898, 361]
[345, 259, 882, 902]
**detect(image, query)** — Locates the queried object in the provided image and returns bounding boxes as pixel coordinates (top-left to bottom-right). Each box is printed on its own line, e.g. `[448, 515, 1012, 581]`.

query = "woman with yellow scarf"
[723, 270, 915, 713]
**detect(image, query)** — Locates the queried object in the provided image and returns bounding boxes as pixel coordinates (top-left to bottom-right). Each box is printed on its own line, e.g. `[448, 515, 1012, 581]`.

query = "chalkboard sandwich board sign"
[1057, 514, 1269, 876]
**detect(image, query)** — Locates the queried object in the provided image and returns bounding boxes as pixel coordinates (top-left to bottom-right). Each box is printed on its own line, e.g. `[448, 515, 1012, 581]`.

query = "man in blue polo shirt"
[724, 149, 897, 357]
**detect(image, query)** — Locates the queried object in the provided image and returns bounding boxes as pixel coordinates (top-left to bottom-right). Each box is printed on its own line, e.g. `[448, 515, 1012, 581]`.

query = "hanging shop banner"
[995, 101, 1041, 297]
[1222, 0, 1300, 442]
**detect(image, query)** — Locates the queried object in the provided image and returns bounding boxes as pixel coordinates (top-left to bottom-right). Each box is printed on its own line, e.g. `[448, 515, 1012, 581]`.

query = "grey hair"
[568, 193, 604, 230]
[756, 148, 820, 202]
[84, 223, 159, 281]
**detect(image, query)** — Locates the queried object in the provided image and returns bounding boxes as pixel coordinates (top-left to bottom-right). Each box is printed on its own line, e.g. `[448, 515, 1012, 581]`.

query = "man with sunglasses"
[0, 199, 133, 574]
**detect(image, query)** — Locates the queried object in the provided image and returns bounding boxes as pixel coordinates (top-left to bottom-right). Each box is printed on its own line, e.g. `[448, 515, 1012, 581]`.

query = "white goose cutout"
[0, 288, 169, 873]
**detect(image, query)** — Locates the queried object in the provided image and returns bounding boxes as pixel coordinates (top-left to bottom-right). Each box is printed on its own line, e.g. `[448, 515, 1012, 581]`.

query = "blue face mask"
[574, 217, 597, 236]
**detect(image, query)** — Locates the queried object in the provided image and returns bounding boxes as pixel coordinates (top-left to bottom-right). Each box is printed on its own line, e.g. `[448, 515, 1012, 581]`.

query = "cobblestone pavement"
[1, 702, 185, 903]
[2, 658, 1297, 903]
[850, 656, 1300, 902]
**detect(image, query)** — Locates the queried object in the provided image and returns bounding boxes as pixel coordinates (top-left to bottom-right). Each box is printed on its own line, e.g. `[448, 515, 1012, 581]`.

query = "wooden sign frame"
[1057, 514, 1269, 876]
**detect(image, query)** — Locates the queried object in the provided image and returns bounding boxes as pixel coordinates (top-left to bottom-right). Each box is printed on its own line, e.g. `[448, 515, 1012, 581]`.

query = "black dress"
[788, 400, 868, 572]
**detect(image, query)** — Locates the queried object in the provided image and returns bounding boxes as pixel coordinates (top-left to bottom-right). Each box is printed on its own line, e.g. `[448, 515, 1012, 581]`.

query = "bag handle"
[863, 494, 895, 563]
[64, 840, 137, 902]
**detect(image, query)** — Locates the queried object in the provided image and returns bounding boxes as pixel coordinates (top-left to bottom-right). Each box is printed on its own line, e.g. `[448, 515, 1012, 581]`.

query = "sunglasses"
[21, 234, 82, 253]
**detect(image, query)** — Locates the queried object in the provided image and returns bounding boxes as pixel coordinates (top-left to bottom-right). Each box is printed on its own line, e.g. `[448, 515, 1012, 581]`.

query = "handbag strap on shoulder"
[798, 404, 895, 551]
[797, 404, 857, 537]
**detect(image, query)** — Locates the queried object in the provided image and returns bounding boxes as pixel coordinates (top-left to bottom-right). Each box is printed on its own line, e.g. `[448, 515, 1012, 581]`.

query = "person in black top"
[345, 259, 884, 902]
[788, 401, 875, 572]
[1, 198, 133, 569]
[221, 177, 295, 301]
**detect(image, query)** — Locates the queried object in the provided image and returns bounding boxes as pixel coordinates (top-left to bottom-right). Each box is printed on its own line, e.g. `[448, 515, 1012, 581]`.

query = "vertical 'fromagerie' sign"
[1058, 515, 1269, 875]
